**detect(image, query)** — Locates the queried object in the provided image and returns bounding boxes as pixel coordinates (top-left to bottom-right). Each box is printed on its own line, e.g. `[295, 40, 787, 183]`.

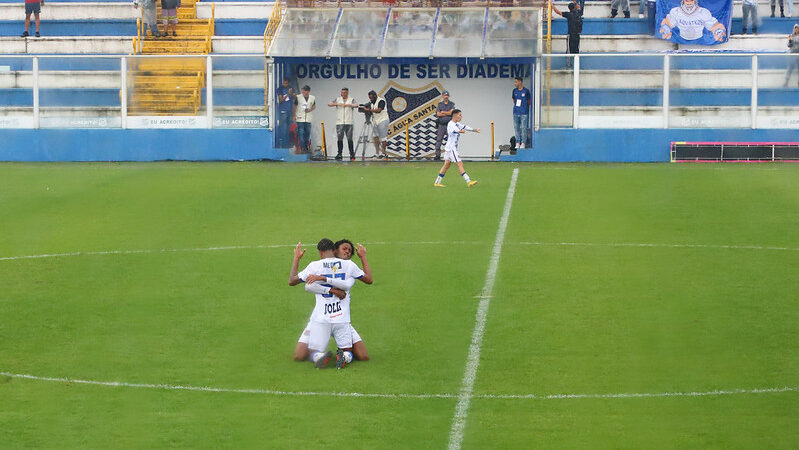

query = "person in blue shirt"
[275, 78, 295, 148]
[511, 77, 532, 149]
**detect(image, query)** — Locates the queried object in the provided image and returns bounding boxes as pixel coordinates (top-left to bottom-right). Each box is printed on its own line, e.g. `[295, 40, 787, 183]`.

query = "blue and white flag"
[656, 0, 732, 45]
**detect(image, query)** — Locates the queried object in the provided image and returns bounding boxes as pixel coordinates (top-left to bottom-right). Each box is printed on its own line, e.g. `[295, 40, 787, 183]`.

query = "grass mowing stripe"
[448, 168, 520, 450]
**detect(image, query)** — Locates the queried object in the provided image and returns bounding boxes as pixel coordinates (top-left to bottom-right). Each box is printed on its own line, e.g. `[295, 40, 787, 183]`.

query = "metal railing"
[0, 54, 270, 130]
[537, 52, 799, 130]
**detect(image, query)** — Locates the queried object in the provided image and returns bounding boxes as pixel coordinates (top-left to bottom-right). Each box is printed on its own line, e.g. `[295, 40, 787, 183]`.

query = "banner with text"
[290, 63, 533, 159]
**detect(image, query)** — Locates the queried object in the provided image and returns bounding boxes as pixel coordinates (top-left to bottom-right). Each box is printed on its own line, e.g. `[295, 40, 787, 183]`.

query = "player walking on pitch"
[434, 109, 479, 188]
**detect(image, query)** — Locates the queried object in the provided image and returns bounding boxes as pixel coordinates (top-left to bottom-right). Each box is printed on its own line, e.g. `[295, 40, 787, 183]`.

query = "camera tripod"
[354, 117, 375, 161]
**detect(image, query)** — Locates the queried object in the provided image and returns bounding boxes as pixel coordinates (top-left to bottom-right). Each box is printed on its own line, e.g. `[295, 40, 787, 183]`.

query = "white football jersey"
[445, 121, 473, 152]
[666, 6, 717, 40]
[298, 257, 365, 324]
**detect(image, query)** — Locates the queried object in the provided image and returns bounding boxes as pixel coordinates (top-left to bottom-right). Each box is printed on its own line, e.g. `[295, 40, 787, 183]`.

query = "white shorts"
[443, 147, 461, 162]
[305, 321, 355, 351]
[372, 120, 388, 141]
[298, 321, 362, 345]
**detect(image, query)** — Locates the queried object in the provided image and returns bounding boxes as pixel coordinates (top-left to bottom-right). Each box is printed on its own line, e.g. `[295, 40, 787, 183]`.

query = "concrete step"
[0, 2, 273, 20]
[548, 34, 790, 52]
[0, 71, 261, 89]
[541, 105, 798, 127]
[550, 0, 797, 18]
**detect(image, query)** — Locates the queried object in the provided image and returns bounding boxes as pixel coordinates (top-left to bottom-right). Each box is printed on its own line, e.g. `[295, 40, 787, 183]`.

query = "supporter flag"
[656, 0, 732, 45]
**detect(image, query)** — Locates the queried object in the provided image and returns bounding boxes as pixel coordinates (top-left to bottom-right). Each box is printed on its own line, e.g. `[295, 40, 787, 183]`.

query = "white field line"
[2, 372, 796, 402]
[518, 242, 799, 252]
[447, 168, 520, 450]
[2, 241, 797, 263]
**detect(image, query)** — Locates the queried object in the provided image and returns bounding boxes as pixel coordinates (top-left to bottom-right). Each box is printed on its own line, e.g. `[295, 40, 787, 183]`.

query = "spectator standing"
[328, 87, 358, 161]
[511, 77, 532, 150]
[785, 24, 799, 87]
[294, 85, 316, 153]
[134, 0, 162, 38]
[20, 0, 43, 38]
[610, 0, 631, 18]
[161, 0, 180, 37]
[433, 90, 455, 161]
[551, 0, 583, 57]
[772, 0, 785, 17]
[742, 0, 759, 34]
[647, 0, 657, 33]
[276, 78, 295, 148]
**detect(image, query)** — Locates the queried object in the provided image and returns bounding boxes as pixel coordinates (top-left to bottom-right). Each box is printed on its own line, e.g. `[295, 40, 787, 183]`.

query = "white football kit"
[665, 6, 718, 40]
[297, 257, 365, 351]
[443, 120, 474, 163]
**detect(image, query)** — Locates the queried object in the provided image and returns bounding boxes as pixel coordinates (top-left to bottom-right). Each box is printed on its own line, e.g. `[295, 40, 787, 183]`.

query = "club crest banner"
[381, 81, 446, 158]
[656, 0, 732, 45]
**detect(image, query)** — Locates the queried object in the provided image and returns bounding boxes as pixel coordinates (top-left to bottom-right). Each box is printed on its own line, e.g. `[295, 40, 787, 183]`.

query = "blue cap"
[442, 90, 450, 96]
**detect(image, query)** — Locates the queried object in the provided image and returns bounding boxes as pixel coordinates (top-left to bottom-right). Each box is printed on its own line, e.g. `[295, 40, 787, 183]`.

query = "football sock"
[435, 173, 445, 184]
[461, 172, 471, 183]
[310, 351, 323, 363]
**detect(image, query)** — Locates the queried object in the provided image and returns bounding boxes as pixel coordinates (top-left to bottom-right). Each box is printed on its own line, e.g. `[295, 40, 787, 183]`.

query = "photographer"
[328, 87, 358, 161]
[433, 90, 455, 161]
[365, 90, 389, 159]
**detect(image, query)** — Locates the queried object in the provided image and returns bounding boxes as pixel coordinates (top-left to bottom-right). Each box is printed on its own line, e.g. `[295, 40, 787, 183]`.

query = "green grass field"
[1, 162, 798, 449]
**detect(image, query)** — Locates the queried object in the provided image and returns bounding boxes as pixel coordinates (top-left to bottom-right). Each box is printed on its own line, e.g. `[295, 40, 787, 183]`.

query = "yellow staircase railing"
[130, 1, 215, 115]
[264, 0, 283, 55]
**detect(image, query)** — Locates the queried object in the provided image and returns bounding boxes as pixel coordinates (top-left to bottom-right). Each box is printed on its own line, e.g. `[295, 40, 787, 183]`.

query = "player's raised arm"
[288, 242, 306, 286]
[356, 243, 373, 284]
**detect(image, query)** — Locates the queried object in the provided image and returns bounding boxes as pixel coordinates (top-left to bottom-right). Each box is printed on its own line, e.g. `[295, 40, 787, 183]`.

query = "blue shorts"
[25, 2, 41, 14]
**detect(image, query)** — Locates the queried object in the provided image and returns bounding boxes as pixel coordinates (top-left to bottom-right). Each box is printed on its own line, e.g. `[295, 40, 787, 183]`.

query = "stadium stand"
[0, 0, 796, 161]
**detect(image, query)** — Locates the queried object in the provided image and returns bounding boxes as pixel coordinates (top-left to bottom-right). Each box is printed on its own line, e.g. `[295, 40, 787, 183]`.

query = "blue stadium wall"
[503, 129, 799, 162]
[0, 129, 299, 162]
[2, 128, 797, 162]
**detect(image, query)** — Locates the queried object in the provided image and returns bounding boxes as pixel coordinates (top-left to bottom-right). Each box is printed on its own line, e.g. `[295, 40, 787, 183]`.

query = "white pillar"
[206, 55, 213, 128]
[534, 58, 541, 132]
[662, 54, 670, 129]
[751, 55, 758, 130]
[33, 56, 39, 129]
[121, 56, 128, 129]
[573, 55, 579, 129]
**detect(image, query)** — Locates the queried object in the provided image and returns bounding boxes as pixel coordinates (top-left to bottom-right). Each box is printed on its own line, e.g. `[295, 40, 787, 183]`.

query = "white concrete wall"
[550, 0, 797, 18]
[0, 2, 273, 20]
[0, 70, 264, 88]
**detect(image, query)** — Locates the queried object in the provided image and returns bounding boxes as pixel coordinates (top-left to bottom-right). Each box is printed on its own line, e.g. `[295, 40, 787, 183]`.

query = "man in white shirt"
[433, 109, 480, 188]
[294, 85, 316, 153]
[366, 90, 389, 159]
[328, 87, 359, 161]
[289, 239, 371, 369]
